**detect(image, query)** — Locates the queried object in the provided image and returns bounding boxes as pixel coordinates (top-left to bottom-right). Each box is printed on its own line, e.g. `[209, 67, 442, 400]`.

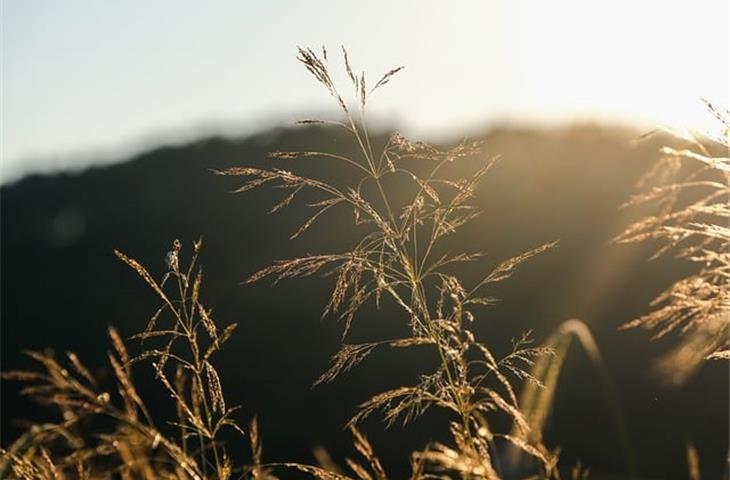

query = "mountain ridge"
[2, 124, 727, 478]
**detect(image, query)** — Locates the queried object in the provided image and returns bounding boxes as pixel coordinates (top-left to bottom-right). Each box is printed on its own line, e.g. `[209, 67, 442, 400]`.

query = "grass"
[219, 46, 562, 478]
[2, 240, 243, 479]
[614, 102, 729, 385]
[1, 46, 727, 479]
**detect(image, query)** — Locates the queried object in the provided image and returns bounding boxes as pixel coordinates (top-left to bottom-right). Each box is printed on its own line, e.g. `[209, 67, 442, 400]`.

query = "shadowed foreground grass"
[1, 47, 727, 480]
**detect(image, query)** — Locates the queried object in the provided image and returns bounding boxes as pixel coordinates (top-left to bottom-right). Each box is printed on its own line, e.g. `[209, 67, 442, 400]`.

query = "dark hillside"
[2, 125, 727, 478]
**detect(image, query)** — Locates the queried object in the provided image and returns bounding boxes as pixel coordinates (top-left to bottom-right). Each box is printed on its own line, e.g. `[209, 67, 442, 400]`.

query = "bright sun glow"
[1, 0, 728, 183]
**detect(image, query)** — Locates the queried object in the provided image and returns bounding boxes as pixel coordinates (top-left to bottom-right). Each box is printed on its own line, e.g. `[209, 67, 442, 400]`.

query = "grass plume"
[2, 240, 244, 479]
[220, 45, 560, 479]
[615, 101, 730, 384]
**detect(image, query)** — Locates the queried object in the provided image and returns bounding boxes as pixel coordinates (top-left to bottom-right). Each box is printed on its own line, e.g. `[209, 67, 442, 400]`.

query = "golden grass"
[1, 46, 567, 480]
[219, 46, 562, 479]
[2, 240, 242, 479]
[615, 101, 729, 384]
[2, 45, 725, 480]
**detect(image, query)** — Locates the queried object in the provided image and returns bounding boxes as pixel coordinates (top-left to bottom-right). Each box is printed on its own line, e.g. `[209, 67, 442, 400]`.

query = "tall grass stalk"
[615, 102, 729, 384]
[2, 240, 244, 479]
[219, 46, 559, 478]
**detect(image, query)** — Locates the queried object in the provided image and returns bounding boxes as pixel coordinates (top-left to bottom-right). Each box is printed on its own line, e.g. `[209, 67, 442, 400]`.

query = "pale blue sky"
[2, 1, 728, 183]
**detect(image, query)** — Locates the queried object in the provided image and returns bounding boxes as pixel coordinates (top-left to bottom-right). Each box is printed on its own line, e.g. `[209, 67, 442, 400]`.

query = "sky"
[1, 0, 728, 184]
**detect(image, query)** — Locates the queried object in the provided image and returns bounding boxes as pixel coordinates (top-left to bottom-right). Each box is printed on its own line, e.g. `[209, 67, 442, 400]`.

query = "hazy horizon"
[0, 108, 652, 186]
[2, 0, 728, 184]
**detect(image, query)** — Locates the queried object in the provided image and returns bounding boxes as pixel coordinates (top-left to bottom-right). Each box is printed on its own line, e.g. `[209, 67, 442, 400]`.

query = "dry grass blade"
[371, 66, 405, 94]
[114, 250, 171, 306]
[616, 103, 729, 383]
[512, 320, 600, 445]
[315, 343, 381, 386]
[349, 427, 387, 480]
[226, 45, 560, 478]
[2, 239, 244, 479]
[271, 463, 354, 480]
[686, 443, 701, 480]
[509, 319, 635, 475]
